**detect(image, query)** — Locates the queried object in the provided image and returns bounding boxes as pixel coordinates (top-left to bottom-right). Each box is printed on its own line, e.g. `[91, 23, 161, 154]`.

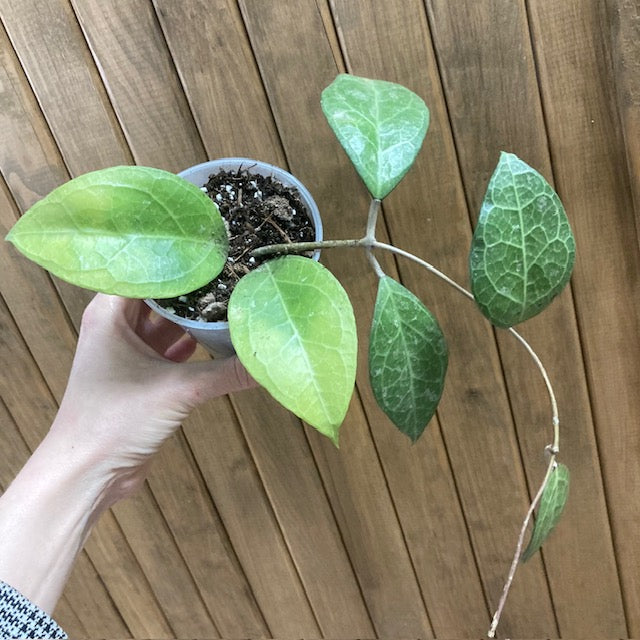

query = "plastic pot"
[145, 158, 323, 357]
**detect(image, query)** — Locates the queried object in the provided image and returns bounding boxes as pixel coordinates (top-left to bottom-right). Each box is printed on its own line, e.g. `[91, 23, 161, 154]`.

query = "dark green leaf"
[522, 463, 570, 562]
[369, 277, 448, 441]
[470, 153, 575, 327]
[321, 74, 429, 199]
[228, 256, 357, 445]
[6, 166, 228, 297]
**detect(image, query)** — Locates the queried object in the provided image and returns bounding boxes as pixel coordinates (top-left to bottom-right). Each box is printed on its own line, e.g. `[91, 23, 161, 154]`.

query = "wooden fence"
[1, 0, 639, 637]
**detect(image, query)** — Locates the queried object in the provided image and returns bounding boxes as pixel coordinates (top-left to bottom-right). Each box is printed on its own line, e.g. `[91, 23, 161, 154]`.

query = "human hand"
[0, 293, 254, 611]
[49, 293, 254, 502]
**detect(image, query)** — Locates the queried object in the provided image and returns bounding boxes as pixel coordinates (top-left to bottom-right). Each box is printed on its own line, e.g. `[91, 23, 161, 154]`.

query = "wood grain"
[0, 0, 131, 174]
[70, 0, 205, 172]
[146, 422, 269, 637]
[183, 395, 323, 636]
[1, 0, 638, 635]
[424, 0, 625, 634]
[112, 485, 218, 637]
[607, 0, 640, 244]
[528, 0, 640, 633]
[228, 390, 376, 636]
[153, 0, 283, 163]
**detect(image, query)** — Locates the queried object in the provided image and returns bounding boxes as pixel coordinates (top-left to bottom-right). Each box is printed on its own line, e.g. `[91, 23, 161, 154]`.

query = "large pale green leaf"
[470, 153, 575, 327]
[228, 256, 357, 445]
[6, 166, 228, 298]
[321, 74, 429, 199]
[522, 463, 570, 562]
[369, 277, 448, 442]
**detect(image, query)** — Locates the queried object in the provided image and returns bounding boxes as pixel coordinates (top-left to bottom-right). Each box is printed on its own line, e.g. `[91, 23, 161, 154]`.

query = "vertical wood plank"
[112, 485, 218, 637]
[50, 597, 88, 637]
[528, 0, 640, 633]
[606, 0, 640, 242]
[228, 391, 377, 637]
[239, 0, 436, 635]
[0, 16, 92, 327]
[0, 23, 68, 207]
[146, 422, 270, 637]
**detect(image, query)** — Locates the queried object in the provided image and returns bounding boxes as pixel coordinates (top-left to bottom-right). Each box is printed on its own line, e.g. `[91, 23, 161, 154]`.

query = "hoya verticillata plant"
[6, 73, 575, 635]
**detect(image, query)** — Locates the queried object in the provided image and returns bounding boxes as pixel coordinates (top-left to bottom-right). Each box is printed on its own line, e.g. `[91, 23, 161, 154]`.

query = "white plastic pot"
[146, 158, 323, 357]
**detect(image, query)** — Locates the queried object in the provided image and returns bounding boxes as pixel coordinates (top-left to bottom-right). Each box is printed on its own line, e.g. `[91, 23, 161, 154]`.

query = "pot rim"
[145, 157, 323, 332]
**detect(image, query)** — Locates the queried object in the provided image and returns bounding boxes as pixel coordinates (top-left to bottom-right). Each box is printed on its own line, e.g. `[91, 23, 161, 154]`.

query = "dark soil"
[156, 165, 315, 322]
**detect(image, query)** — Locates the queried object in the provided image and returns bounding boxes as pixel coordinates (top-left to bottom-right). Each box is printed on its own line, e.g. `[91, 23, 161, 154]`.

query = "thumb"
[177, 356, 257, 406]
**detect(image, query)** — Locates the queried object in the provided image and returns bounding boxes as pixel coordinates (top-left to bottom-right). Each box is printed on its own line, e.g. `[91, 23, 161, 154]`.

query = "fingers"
[139, 315, 190, 355]
[113, 297, 193, 358]
[180, 356, 257, 406]
[82, 295, 149, 336]
[163, 334, 198, 362]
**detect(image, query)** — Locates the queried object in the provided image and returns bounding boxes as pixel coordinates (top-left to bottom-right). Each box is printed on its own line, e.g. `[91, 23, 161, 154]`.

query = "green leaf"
[5, 166, 228, 298]
[228, 256, 357, 445]
[369, 277, 448, 442]
[469, 152, 575, 327]
[321, 74, 429, 199]
[522, 463, 570, 562]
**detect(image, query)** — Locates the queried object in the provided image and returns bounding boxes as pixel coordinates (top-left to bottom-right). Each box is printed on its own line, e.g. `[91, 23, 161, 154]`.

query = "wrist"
[48, 403, 155, 506]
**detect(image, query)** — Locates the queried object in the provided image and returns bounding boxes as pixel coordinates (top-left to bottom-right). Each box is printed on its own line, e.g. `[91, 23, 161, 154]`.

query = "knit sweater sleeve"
[0, 582, 67, 639]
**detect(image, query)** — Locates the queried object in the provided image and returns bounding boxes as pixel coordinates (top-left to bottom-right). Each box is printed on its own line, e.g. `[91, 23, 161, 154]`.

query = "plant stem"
[371, 241, 475, 301]
[365, 199, 382, 241]
[250, 238, 364, 258]
[366, 251, 386, 278]
[251, 231, 560, 637]
[487, 456, 557, 638]
[486, 328, 560, 638]
[366, 199, 384, 277]
[507, 330, 560, 452]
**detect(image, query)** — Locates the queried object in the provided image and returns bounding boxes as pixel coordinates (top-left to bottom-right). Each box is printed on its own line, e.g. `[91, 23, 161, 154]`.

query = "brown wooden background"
[1, 1, 639, 638]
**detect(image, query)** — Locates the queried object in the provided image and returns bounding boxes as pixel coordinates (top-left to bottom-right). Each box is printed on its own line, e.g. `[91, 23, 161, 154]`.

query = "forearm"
[0, 427, 111, 614]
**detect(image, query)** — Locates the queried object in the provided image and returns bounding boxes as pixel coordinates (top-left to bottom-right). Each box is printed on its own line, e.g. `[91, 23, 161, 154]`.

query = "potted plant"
[5, 73, 575, 635]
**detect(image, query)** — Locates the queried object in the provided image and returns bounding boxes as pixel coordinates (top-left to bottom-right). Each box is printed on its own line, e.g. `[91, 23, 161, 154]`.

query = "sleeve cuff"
[0, 581, 67, 639]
